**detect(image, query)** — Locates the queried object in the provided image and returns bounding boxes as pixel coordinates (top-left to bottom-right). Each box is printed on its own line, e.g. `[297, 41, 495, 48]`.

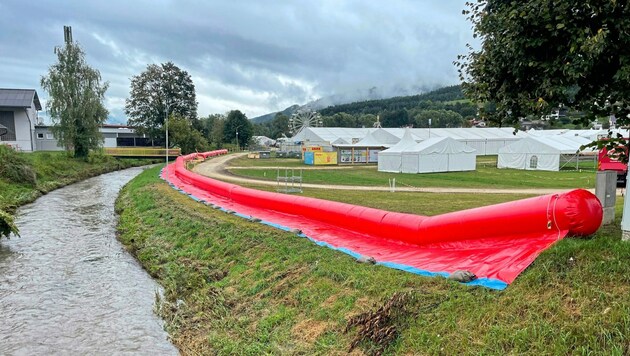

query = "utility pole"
[63, 26, 72, 44]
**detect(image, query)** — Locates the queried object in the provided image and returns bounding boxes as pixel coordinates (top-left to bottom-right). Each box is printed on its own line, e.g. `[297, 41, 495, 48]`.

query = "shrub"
[0, 209, 19, 238]
[0, 145, 36, 186]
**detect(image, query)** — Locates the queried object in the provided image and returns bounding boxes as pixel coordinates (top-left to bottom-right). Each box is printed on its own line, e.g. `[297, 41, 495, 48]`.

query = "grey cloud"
[0, 0, 474, 120]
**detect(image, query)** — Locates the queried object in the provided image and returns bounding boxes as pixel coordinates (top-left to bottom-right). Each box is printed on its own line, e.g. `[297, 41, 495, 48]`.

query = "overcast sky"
[0, 1, 475, 123]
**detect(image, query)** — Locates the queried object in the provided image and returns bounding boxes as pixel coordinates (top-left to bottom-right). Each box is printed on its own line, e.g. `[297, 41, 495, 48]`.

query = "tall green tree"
[196, 114, 223, 139]
[381, 109, 411, 127]
[414, 110, 464, 128]
[168, 114, 209, 154]
[456, 1, 630, 137]
[223, 110, 253, 148]
[125, 62, 198, 141]
[41, 41, 108, 158]
[270, 113, 291, 138]
[211, 115, 226, 148]
[457, 1, 630, 239]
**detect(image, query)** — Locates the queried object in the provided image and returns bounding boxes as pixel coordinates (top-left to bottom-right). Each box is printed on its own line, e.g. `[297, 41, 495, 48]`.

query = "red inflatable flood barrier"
[162, 150, 603, 289]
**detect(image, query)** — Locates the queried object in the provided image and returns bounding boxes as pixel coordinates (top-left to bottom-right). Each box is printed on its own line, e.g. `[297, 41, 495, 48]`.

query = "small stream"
[0, 167, 178, 355]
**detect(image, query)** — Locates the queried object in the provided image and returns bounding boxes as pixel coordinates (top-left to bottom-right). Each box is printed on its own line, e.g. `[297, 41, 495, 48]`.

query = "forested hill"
[252, 104, 300, 124]
[252, 85, 476, 139]
[319, 85, 465, 116]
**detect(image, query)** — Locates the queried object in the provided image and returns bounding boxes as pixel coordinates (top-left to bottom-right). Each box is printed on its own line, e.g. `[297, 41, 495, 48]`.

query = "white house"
[0, 89, 41, 152]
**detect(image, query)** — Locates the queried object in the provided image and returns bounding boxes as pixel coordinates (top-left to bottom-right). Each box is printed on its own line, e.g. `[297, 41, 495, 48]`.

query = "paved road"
[191, 153, 604, 195]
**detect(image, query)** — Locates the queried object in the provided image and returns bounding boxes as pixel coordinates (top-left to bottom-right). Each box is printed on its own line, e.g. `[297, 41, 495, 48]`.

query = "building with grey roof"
[0, 88, 42, 151]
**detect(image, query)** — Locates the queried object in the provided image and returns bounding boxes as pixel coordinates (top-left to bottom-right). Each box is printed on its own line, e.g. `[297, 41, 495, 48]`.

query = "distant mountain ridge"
[251, 84, 463, 123]
[319, 85, 464, 116]
[251, 104, 300, 124]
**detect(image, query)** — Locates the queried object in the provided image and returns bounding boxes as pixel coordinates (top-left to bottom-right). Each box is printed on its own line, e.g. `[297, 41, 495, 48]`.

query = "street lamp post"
[235, 124, 242, 151]
[165, 103, 170, 165]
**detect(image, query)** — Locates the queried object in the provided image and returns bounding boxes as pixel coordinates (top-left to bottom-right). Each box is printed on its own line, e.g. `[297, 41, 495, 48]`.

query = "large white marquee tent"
[378, 130, 477, 173]
[497, 136, 594, 171]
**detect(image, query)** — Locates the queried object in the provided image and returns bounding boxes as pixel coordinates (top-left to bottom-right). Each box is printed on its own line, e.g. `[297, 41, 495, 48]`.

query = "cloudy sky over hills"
[0, 1, 474, 123]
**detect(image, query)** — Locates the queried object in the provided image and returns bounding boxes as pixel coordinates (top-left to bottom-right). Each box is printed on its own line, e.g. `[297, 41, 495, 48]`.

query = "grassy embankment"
[116, 163, 629, 355]
[0, 145, 158, 237]
[227, 155, 598, 189]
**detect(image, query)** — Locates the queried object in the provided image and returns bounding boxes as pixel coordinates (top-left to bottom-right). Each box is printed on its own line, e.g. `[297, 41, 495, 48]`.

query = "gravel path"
[192, 153, 601, 195]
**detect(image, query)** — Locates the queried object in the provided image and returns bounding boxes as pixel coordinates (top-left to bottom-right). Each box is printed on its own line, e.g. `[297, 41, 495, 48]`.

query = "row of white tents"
[290, 127, 526, 155]
[284, 127, 627, 173]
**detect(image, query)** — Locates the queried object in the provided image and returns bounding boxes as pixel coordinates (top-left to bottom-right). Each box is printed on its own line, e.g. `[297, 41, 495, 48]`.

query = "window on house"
[0, 111, 16, 141]
[46, 133, 54, 140]
[530, 155, 538, 169]
[37, 133, 44, 139]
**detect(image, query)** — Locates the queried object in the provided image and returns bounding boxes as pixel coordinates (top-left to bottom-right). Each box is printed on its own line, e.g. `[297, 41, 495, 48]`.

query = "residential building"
[0, 88, 42, 151]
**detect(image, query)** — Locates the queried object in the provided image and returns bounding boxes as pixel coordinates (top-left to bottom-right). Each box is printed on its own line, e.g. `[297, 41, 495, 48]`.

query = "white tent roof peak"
[341, 128, 400, 147]
[370, 128, 401, 145]
[381, 128, 419, 153]
[331, 137, 349, 144]
[410, 137, 477, 154]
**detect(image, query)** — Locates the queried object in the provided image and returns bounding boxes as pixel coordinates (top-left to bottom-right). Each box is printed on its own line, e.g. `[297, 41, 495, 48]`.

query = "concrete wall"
[103, 132, 117, 148]
[34, 126, 64, 151]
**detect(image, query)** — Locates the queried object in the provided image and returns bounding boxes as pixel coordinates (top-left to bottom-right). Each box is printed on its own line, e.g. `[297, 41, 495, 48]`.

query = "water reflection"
[0, 167, 178, 355]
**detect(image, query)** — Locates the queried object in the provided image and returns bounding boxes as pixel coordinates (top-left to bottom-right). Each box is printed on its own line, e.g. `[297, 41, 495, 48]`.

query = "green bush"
[0, 209, 19, 238]
[0, 145, 36, 186]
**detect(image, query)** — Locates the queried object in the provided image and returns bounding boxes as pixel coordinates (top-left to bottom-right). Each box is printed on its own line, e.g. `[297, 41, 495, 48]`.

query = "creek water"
[0, 167, 178, 355]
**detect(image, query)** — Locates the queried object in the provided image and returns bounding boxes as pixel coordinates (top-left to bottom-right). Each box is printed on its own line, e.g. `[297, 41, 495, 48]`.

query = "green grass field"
[235, 182, 537, 215]
[229, 155, 305, 168]
[116, 165, 630, 354]
[228, 155, 598, 189]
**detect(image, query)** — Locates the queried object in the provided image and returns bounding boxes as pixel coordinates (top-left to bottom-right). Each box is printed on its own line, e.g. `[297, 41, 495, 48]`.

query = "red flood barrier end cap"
[553, 189, 603, 236]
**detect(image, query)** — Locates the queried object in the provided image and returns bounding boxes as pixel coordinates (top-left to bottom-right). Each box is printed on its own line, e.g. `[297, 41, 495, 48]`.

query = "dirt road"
[191, 153, 601, 195]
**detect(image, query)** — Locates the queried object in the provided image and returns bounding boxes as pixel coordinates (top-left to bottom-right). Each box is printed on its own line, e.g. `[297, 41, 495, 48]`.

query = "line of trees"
[41, 31, 253, 155]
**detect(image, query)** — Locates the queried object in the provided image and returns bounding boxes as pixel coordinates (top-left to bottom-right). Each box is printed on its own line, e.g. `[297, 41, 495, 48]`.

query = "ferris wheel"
[288, 110, 323, 134]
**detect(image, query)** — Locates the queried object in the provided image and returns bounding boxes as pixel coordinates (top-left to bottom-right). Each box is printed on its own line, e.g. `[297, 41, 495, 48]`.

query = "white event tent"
[378, 130, 477, 173]
[497, 136, 594, 171]
[377, 129, 418, 172]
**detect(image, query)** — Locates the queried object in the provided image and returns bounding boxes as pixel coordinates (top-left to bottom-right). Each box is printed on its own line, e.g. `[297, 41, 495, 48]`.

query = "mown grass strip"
[227, 155, 598, 189]
[116, 166, 630, 354]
